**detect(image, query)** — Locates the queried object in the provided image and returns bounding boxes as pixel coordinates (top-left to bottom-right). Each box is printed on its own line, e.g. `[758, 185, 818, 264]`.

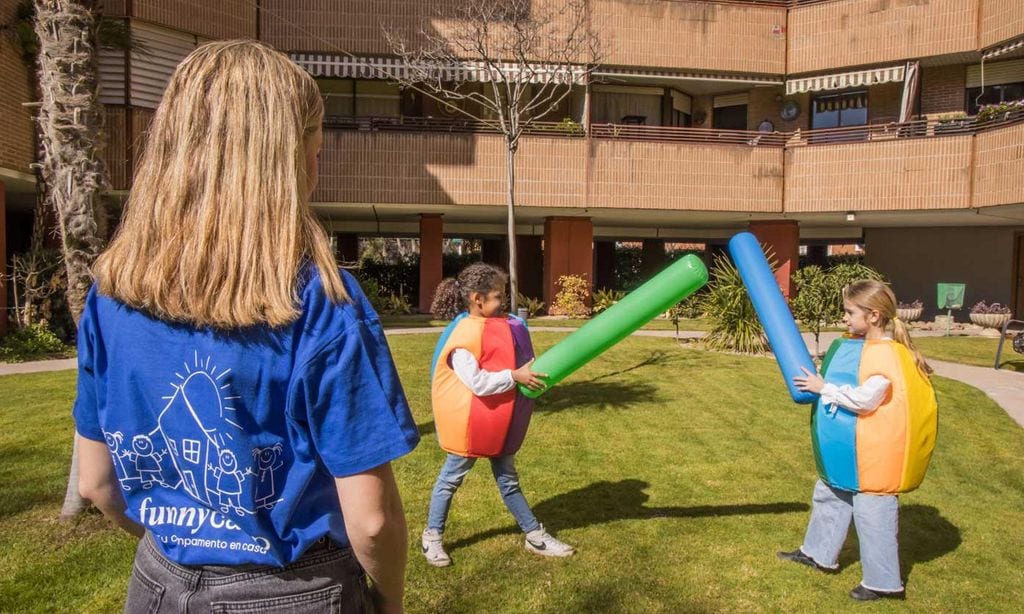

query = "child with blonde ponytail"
[784, 280, 938, 602]
[73, 40, 418, 613]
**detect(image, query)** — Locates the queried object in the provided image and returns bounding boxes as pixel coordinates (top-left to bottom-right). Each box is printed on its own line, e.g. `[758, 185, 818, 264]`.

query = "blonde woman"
[73, 40, 418, 613]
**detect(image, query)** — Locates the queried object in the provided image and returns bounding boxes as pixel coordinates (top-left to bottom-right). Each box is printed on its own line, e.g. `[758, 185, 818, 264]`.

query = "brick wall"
[973, 122, 1024, 209]
[747, 87, 810, 132]
[0, 0, 35, 174]
[262, 0, 786, 75]
[784, 135, 973, 213]
[920, 65, 966, 117]
[111, 1, 256, 40]
[789, 0, 978, 75]
[593, 0, 787, 75]
[979, 0, 1024, 49]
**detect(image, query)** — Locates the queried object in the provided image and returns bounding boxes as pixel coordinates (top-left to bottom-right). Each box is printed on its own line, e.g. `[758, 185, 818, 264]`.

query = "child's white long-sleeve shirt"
[450, 348, 516, 396]
[819, 375, 891, 414]
[818, 337, 895, 414]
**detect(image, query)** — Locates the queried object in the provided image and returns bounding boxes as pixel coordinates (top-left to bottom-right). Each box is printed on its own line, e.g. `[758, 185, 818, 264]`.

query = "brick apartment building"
[3, 0, 1024, 332]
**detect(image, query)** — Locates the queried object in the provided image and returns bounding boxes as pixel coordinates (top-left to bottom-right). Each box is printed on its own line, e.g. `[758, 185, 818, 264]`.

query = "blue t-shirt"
[72, 269, 420, 566]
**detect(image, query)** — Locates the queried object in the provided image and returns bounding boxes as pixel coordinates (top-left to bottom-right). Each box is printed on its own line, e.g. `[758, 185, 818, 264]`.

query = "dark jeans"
[125, 533, 373, 613]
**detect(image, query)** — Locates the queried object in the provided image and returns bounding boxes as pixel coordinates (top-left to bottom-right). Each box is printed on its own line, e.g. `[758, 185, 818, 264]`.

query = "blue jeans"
[801, 479, 903, 592]
[427, 453, 541, 534]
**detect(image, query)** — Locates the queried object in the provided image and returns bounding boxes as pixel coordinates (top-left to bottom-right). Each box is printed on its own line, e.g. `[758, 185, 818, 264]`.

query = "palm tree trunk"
[33, 0, 109, 519]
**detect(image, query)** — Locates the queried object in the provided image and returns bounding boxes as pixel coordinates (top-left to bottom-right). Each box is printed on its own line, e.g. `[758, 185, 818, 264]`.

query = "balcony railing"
[323, 115, 585, 138]
[324, 108, 1024, 150]
[589, 123, 790, 147]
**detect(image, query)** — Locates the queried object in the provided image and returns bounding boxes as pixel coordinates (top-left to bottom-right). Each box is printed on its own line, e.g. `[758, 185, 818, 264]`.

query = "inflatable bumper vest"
[812, 337, 937, 494]
[431, 313, 535, 457]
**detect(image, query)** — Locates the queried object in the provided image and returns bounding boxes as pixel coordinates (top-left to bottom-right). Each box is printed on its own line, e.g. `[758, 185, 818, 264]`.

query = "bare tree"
[33, 0, 109, 518]
[384, 0, 603, 311]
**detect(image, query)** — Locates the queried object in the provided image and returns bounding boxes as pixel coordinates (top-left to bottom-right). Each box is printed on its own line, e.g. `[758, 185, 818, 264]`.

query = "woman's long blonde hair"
[843, 280, 933, 376]
[93, 40, 346, 328]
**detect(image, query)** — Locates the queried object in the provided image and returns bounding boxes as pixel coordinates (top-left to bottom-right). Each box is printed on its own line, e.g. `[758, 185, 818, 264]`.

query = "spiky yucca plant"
[700, 253, 769, 354]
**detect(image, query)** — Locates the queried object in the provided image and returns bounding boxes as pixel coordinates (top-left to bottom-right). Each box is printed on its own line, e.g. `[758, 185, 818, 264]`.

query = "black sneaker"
[849, 584, 905, 601]
[776, 549, 837, 574]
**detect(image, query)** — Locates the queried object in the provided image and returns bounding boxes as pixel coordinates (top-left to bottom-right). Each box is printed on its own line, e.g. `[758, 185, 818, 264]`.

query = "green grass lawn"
[915, 336, 1024, 372]
[3, 334, 1023, 612]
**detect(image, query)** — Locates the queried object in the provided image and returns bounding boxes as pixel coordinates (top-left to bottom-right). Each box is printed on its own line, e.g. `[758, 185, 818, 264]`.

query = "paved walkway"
[4, 328, 1022, 428]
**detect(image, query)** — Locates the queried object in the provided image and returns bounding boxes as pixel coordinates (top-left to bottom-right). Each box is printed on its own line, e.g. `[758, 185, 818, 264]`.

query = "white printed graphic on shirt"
[101, 352, 288, 519]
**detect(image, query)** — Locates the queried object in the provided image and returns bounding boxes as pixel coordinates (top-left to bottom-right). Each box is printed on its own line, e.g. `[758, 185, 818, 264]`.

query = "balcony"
[103, 0, 256, 40]
[979, 0, 1024, 50]
[263, 0, 787, 77]
[788, 0, 979, 75]
[312, 110, 1024, 215]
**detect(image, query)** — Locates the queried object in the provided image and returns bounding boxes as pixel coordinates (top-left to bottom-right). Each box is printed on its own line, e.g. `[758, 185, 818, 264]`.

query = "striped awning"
[289, 53, 586, 84]
[594, 66, 782, 86]
[785, 64, 905, 95]
[983, 36, 1024, 61]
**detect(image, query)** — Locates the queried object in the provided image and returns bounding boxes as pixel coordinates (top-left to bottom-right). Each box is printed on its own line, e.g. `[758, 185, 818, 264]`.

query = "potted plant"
[896, 299, 923, 322]
[976, 100, 1024, 125]
[969, 301, 1012, 329]
[933, 111, 969, 134]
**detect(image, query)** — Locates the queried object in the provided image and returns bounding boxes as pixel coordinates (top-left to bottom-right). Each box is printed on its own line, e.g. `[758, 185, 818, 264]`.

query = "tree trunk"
[505, 145, 519, 312]
[34, 0, 109, 519]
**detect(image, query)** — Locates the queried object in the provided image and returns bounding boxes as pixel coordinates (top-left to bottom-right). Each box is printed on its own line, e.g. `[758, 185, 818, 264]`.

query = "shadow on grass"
[447, 479, 808, 551]
[415, 376, 660, 435]
[836, 504, 960, 582]
[900, 504, 961, 581]
[535, 380, 661, 413]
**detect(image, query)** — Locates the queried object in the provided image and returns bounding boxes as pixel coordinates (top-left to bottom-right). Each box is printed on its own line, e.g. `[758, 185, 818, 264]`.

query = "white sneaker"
[524, 525, 575, 558]
[421, 528, 451, 567]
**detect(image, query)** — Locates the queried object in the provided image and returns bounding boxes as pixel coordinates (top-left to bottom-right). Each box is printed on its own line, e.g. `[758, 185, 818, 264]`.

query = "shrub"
[381, 293, 413, 316]
[0, 324, 72, 363]
[592, 288, 624, 314]
[550, 274, 591, 318]
[515, 293, 545, 318]
[898, 299, 924, 310]
[356, 277, 387, 314]
[700, 254, 767, 354]
[790, 261, 886, 355]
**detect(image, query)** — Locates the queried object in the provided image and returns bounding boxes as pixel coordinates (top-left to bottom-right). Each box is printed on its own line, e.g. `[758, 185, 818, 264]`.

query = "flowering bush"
[970, 301, 1011, 315]
[550, 274, 591, 318]
[897, 299, 923, 310]
[976, 99, 1024, 123]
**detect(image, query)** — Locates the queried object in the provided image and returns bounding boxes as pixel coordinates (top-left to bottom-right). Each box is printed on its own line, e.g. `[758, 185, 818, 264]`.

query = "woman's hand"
[512, 359, 547, 390]
[793, 367, 825, 394]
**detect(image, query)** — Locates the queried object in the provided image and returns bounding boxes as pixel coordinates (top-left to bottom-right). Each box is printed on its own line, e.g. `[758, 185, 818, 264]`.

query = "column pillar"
[418, 214, 443, 313]
[543, 217, 593, 308]
[749, 220, 800, 299]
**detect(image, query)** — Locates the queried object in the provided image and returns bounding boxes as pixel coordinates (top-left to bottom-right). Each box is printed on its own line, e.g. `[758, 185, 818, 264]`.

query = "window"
[965, 82, 1024, 115]
[811, 91, 867, 129]
[713, 105, 747, 130]
[183, 439, 200, 464]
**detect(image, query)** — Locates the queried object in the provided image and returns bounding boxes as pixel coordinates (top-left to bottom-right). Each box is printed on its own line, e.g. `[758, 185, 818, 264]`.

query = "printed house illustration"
[158, 370, 231, 506]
